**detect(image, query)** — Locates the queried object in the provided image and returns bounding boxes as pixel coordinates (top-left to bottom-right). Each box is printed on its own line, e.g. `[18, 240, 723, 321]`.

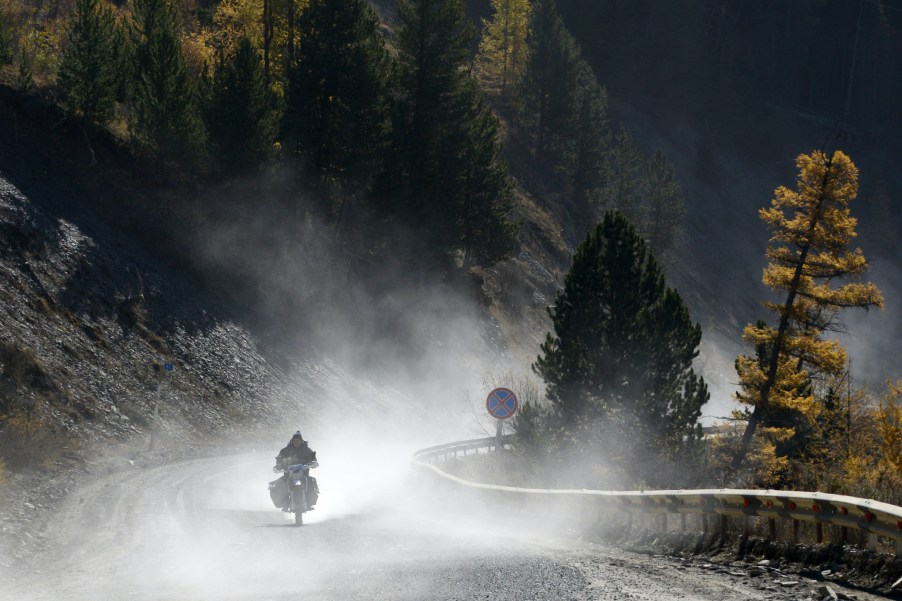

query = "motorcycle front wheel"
[292, 487, 307, 526]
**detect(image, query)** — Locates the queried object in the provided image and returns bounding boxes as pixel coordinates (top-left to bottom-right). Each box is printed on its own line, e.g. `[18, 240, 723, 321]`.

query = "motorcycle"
[270, 461, 319, 525]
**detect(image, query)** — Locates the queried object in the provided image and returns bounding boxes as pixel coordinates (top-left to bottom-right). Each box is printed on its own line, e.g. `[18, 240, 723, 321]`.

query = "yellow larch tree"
[878, 380, 902, 472]
[732, 150, 884, 471]
[475, 0, 530, 97]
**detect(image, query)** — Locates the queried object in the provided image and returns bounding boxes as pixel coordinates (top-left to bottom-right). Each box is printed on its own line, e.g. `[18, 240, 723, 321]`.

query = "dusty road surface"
[1, 452, 894, 601]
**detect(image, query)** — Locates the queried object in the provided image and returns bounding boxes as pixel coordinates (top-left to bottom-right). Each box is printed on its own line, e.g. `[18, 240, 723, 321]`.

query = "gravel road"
[1, 452, 895, 601]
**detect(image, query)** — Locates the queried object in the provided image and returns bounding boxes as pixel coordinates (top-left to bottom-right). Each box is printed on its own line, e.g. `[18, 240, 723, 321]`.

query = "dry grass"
[0, 340, 53, 393]
[0, 396, 56, 468]
[117, 296, 169, 352]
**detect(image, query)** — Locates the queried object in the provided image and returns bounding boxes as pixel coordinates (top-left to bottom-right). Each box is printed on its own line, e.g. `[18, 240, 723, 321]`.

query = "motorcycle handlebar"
[273, 461, 318, 472]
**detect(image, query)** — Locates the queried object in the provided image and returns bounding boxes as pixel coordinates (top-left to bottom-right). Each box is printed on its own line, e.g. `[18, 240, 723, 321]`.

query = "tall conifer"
[285, 0, 391, 182]
[58, 0, 123, 124]
[603, 125, 645, 228]
[569, 61, 609, 228]
[387, 0, 516, 269]
[205, 36, 279, 173]
[518, 0, 580, 172]
[533, 211, 707, 479]
[732, 150, 884, 471]
[0, 4, 15, 65]
[644, 150, 684, 264]
[476, 0, 531, 97]
[128, 0, 206, 166]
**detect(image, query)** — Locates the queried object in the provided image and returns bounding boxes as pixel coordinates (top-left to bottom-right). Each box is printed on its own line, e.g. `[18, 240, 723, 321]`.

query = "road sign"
[486, 387, 518, 420]
[163, 363, 174, 372]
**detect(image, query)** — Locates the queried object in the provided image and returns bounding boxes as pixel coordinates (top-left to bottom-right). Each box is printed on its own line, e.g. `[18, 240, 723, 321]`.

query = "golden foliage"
[744, 426, 794, 487]
[181, 28, 215, 77]
[475, 0, 530, 94]
[18, 14, 65, 83]
[878, 380, 902, 471]
[734, 150, 884, 466]
[211, 0, 263, 54]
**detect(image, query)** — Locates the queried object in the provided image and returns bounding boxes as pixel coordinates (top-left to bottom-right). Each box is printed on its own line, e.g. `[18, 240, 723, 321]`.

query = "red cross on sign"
[486, 388, 518, 420]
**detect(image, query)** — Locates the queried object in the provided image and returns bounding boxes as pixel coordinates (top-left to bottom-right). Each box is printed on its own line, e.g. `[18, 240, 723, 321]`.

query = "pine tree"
[455, 77, 518, 270]
[392, 0, 473, 199]
[569, 60, 609, 228]
[0, 5, 14, 65]
[732, 150, 884, 471]
[386, 0, 516, 269]
[58, 0, 123, 124]
[16, 45, 33, 92]
[128, 0, 206, 167]
[518, 0, 580, 173]
[205, 36, 279, 173]
[532, 211, 707, 478]
[644, 150, 684, 264]
[475, 0, 530, 97]
[602, 125, 645, 229]
[285, 0, 391, 182]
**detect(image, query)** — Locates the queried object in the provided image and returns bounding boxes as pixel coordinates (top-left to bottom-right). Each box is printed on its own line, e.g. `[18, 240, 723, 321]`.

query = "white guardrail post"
[411, 437, 902, 557]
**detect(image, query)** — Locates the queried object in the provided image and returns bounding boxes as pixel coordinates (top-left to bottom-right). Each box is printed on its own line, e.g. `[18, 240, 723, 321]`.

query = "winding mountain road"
[1, 452, 890, 601]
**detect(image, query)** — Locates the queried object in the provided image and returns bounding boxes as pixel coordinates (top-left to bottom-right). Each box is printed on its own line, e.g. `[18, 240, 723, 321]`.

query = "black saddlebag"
[307, 476, 319, 507]
[269, 476, 288, 508]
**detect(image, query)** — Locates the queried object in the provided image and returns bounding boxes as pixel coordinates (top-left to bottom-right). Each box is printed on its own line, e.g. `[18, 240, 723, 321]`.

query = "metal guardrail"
[412, 437, 902, 556]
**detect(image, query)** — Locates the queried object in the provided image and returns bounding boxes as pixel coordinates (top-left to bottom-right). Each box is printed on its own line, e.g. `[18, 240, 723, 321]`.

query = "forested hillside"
[1, 0, 900, 503]
[541, 0, 902, 403]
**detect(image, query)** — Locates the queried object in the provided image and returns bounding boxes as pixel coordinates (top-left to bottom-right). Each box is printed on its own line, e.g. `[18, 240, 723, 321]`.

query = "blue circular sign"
[163, 363, 174, 372]
[486, 388, 518, 420]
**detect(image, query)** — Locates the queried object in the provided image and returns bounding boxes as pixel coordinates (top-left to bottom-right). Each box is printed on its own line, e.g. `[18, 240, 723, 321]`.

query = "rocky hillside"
[0, 78, 544, 484]
[0, 91, 301, 471]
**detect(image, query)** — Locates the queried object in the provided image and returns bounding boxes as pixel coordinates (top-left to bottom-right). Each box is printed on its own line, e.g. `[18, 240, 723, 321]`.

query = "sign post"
[149, 362, 174, 451]
[486, 387, 518, 452]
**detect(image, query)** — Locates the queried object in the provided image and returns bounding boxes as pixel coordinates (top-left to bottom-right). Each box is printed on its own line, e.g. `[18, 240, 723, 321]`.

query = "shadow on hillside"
[0, 85, 264, 355]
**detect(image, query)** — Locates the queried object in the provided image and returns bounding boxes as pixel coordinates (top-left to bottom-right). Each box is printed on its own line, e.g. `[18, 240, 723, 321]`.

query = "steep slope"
[465, 0, 902, 416]
[0, 80, 521, 483]
[0, 89, 302, 470]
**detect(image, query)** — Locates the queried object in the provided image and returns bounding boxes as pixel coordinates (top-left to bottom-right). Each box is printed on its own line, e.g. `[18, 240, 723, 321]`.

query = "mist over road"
[2, 449, 877, 601]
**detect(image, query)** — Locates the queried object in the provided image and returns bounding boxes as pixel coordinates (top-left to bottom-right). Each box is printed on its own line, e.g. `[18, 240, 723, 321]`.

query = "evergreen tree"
[518, 0, 580, 173]
[128, 0, 206, 167]
[285, 0, 391, 182]
[455, 77, 518, 269]
[0, 5, 13, 65]
[532, 211, 707, 479]
[644, 149, 684, 264]
[732, 150, 884, 470]
[386, 0, 516, 269]
[569, 60, 609, 228]
[16, 45, 34, 92]
[58, 0, 123, 124]
[205, 36, 279, 173]
[602, 125, 645, 228]
[262, 0, 273, 80]
[475, 0, 531, 97]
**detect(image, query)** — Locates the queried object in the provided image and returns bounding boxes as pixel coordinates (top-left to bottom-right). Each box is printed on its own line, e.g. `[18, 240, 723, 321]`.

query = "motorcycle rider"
[276, 431, 317, 467]
[272, 431, 318, 511]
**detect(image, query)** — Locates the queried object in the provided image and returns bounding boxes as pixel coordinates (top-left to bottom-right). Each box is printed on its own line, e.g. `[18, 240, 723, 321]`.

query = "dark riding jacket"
[276, 441, 316, 467]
